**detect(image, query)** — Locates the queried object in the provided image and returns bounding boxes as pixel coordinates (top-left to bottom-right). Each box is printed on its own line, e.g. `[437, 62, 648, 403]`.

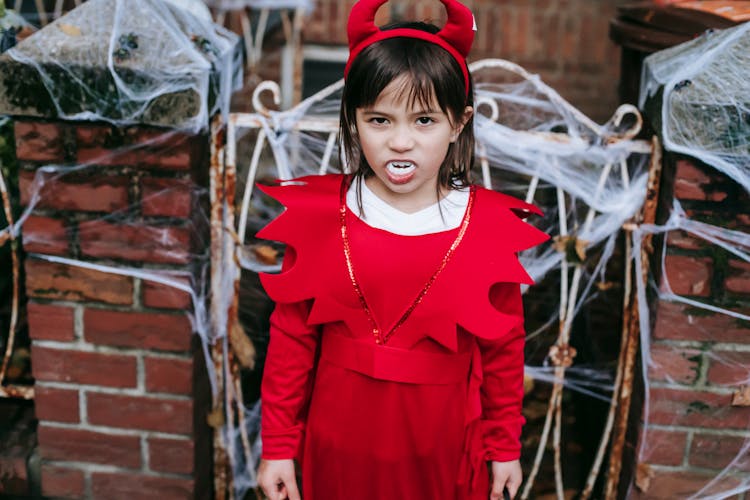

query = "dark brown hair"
[339, 21, 475, 194]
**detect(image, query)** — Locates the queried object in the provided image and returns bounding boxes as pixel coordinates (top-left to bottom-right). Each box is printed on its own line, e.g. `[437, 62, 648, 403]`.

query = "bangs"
[387, 73, 443, 115]
[344, 37, 466, 119]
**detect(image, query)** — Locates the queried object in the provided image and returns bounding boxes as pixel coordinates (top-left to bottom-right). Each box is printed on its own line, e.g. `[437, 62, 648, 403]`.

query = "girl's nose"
[387, 128, 415, 152]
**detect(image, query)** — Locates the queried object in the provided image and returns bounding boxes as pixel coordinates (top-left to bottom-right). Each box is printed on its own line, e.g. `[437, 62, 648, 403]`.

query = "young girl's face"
[355, 75, 472, 213]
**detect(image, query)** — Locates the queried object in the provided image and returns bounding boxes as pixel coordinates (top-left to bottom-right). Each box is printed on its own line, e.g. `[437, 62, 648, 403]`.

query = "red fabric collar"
[256, 174, 550, 352]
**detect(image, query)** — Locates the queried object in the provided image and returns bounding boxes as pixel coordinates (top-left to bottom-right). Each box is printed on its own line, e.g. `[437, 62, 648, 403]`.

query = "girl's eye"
[417, 116, 435, 125]
[370, 117, 388, 125]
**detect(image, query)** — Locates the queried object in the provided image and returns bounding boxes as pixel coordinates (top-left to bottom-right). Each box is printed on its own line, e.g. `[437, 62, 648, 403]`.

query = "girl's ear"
[450, 106, 473, 142]
[451, 106, 474, 142]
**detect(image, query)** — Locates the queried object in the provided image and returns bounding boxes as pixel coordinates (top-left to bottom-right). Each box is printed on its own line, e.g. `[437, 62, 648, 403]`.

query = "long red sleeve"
[478, 282, 526, 462]
[260, 250, 321, 460]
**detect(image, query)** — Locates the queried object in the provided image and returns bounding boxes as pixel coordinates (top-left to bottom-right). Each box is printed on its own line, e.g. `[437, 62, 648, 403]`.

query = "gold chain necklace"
[339, 179, 476, 345]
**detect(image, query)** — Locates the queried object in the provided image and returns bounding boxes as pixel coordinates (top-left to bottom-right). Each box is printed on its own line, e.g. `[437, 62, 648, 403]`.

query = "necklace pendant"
[339, 177, 475, 349]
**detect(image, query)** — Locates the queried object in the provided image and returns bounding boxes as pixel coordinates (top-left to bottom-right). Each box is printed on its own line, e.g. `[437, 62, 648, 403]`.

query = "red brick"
[26, 302, 75, 341]
[560, 15, 579, 60]
[666, 230, 704, 251]
[631, 469, 741, 499]
[141, 177, 194, 217]
[78, 219, 191, 264]
[638, 429, 687, 466]
[674, 159, 728, 202]
[14, 121, 65, 163]
[25, 258, 133, 305]
[706, 351, 750, 387]
[87, 393, 193, 434]
[725, 259, 750, 295]
[34, 386, 80, 423]
[91, 472, 193, 500]
[647, 387, 750, 430]
[662, 255, 712, 297]
[21, 215, 69, 255]
[41, 464, 85, 499]
[142, 278, 193, 310]
[512, 8, 530, 57]
[653, 302, 750, 343]
[31, 346, 137, 388]
[648, 345, 701, 385]
[18, 169, 129, 212]
[148, 437, 194, 474]
[76, 126, 197, 171]
[84, 309, 192, 352]
[689, 434, 750, 471]
[578, 13, 607, 64]
[145, 356, 193, 395]
[38, 424, 141, 468]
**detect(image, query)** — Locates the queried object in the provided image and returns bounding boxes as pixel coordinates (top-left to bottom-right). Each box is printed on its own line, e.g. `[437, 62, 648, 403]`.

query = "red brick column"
[635, 156, 750, 497]
[17, 120, 212, 499]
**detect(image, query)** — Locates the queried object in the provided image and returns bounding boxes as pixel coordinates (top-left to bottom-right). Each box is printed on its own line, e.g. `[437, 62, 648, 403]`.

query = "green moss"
[684, 305, 716, 317]
[686, 400, 711, 414]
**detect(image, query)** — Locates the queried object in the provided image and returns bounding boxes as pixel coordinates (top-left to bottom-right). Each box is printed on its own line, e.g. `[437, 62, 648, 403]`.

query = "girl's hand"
[258, 459, 300, 500]
[489, 459, 522, 499]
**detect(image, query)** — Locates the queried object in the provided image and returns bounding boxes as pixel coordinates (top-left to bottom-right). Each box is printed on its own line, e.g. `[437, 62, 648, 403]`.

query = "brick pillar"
[16, 120, 212, 499]
[635, 156, 750, 498]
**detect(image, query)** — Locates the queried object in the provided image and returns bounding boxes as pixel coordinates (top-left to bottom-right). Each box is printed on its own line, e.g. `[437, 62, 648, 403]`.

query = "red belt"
[320, 333, 471, 385]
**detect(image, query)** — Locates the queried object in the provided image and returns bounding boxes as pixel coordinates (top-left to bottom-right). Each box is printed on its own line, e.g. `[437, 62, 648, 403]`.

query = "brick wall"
[302, 0, 621, 122]
[634, 156, 750, 498]
[16, 120, 212, 499]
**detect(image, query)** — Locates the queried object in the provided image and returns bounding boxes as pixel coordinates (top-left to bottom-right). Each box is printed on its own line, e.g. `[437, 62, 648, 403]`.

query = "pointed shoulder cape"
[256, 174, 549, 351]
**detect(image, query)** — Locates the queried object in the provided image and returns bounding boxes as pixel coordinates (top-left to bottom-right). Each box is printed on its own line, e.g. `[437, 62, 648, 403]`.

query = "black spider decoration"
[673, 80, 693, 92]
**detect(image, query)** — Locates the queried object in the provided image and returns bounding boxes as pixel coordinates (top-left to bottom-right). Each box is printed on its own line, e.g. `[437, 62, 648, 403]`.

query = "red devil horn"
[437, 0, 475, 58]
[347, 0, 390, 52]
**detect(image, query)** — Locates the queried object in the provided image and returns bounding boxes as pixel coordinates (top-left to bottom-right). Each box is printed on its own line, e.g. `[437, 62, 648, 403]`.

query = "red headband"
[345, 0, 475, 95]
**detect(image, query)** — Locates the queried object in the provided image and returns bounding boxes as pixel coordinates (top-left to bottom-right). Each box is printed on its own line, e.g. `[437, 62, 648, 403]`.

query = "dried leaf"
[58, 23, 82, 36]
[0, 231, 9, 247]
[523, 373, 534, 394]
[596, 280, 615, 291]
[229, 319, 256, 370]
[551, 235, 571, 253]
[206, 407, 225, 428]
[635, 462, 654, 492]
[552, 235, 589, 263]
[574, 238, 588, 261]
[10, 347, 30, 365]
[252, 244, 279, 265]
[731, 386, 750, 407]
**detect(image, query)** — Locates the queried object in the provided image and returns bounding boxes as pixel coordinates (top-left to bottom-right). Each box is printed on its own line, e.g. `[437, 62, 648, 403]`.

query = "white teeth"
[386, 161, 416, 175]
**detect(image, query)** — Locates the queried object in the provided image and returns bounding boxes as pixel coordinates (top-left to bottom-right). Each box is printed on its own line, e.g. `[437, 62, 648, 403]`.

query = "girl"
[256, 1, 548, 498]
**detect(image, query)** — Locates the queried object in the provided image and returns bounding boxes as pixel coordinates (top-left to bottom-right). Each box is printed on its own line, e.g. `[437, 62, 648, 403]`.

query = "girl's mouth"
[385, 161, 416, 185]
[386, 161, 416, 177]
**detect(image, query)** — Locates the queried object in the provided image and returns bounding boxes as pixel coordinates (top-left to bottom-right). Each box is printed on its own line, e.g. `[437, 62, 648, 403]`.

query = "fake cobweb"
[1, 7, 749, 499]
[0, 0, 242, 133]
[640, 21, 750, 193]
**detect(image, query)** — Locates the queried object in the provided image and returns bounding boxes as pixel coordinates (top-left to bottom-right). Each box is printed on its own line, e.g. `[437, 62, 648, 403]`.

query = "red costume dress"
[258, 174, 548, 499]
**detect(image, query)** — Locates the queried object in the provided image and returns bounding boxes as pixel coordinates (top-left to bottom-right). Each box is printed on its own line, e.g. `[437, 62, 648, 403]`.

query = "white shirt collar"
[346, 178, 470, 236]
